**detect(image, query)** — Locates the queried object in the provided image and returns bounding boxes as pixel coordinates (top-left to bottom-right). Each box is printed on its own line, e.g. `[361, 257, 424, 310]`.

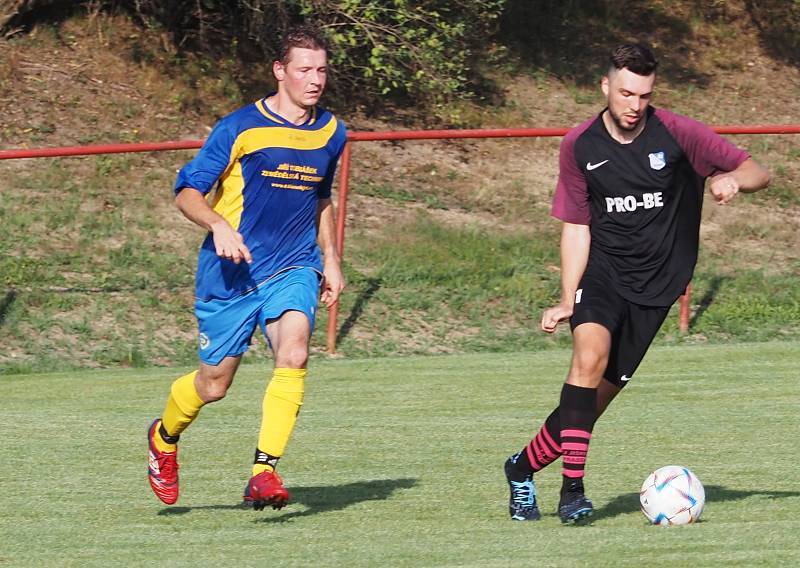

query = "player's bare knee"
[196, 369, 234, 402]
[276, 345, 308, 369]
[573, 352, 608, 374]
[196, 382, 228, 402]
[568, 354, 608, 387]
[201, 382, 229, 402]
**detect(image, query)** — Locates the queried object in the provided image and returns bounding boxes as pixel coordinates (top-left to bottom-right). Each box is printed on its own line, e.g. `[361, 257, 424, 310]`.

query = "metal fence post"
[326, 141, 353, 354]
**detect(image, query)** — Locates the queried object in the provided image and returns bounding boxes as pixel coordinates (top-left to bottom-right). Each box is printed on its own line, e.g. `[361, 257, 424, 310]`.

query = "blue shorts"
[194, 267, 321, 365]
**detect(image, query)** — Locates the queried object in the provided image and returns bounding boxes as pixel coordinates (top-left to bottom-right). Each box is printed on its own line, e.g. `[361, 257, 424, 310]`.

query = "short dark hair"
[278, 25, 329, 65]
[609, 43, 658, 76]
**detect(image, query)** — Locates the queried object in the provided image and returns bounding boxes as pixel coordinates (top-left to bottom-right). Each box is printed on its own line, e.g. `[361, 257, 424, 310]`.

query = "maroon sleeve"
[551, 117, 595, 225]
[654, 108, 750, 177]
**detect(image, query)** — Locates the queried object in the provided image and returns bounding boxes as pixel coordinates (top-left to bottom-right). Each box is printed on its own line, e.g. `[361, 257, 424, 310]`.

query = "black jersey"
[551, 106, 749, 307]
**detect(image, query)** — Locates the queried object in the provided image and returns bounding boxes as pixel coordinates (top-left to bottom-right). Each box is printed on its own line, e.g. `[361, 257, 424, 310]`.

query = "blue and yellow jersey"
[175, 97, 347, 301]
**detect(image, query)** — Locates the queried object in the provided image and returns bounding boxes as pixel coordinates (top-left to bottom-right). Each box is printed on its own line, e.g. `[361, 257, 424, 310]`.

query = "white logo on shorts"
[620, 374, 631, 382]
[575, 289, 583, 304]
[198, 333, 211, 350]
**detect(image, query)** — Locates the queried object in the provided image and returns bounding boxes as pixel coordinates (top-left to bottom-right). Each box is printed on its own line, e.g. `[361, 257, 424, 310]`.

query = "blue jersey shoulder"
[173, 102, 263, 195]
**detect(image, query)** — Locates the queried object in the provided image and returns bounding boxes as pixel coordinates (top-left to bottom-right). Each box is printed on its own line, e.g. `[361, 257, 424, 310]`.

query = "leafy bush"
[87, 0, 504, 113]
[301, 0, 505, 109]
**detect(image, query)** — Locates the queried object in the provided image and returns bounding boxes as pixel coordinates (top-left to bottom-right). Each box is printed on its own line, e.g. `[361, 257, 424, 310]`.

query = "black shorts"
[569, 265, 670, 388]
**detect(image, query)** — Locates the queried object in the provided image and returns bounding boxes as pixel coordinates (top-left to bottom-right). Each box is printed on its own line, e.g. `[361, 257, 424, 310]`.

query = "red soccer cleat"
[147, 419, 179, 505]
[243, 470, 290, 510]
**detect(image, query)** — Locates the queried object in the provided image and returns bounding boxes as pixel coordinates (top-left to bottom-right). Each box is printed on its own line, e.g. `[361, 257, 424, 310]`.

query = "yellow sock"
[156, 371, 205, 452]
[252, 368, 306, 476]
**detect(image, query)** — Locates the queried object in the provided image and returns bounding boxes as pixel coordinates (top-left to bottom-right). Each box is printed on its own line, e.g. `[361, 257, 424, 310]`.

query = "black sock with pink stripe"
[507, 409, 562, 478]
[527, 409, 562, 471]
[559, 383, 597, 491]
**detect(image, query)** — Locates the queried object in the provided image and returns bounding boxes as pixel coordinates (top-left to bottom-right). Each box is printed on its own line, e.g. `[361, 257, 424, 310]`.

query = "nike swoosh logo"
[620, 375, 630, 382]
[586, 160, 609, 170]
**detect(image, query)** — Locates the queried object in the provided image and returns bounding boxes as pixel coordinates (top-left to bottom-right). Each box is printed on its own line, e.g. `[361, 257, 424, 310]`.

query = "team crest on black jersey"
[648, 151, 666, 170]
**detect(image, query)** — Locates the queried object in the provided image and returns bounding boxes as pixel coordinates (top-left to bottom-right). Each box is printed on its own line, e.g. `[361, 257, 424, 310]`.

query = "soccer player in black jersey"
[504, 43, 770, 524]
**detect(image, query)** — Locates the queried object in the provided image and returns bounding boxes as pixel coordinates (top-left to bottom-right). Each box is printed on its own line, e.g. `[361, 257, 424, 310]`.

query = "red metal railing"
[3, 124, 799, 160]
[0, 140, 204, 159]
[3, 124, 798, 352]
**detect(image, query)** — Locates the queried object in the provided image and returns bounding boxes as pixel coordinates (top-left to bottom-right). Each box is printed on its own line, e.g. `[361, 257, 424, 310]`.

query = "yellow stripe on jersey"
[233, 114, 338, 155]
[211, 161, 246, 229]
[255, 99, 318, 126]
[209, 114, 338, 230]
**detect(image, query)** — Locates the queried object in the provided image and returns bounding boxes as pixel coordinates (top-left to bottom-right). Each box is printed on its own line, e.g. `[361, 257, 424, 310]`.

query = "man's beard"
[609, 108, 640, 132]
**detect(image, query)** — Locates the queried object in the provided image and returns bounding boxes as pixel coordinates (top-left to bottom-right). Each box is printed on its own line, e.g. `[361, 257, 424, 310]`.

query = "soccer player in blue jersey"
[147, 25, 347, 510]
[504, 44, 770, 524]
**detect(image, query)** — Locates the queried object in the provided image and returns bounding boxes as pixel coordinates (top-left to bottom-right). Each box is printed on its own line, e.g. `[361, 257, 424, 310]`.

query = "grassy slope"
[1, 343, 798, 566]
[0, 7, 799, 372]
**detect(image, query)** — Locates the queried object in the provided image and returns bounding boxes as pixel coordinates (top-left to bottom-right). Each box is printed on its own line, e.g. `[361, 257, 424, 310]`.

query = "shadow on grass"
[0, 290, 16, 326]
[689, 276, 730, 330]
[336, 276, 382, 346]
[595, 484, 800, 521]
[158, 477, 418, 521]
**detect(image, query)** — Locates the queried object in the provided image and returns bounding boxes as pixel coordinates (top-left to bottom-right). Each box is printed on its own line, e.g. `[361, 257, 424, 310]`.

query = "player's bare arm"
[316, 197, 344, 307]
[708, 157, 771, 205]
[541, 222, 591, 333]
[175, 187, 253, 264]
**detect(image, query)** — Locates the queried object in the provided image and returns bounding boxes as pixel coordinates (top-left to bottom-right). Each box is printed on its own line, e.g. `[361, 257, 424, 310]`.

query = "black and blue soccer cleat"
[558, 478, 593, 524]
[504, 457, 541, 521]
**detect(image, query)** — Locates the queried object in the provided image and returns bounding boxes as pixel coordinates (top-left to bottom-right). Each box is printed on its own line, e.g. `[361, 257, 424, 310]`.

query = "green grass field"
[2, 342, 799, 567]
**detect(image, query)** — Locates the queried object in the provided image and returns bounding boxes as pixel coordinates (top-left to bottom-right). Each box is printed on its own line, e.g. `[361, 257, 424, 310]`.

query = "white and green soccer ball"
[640, 465, 705, 526]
